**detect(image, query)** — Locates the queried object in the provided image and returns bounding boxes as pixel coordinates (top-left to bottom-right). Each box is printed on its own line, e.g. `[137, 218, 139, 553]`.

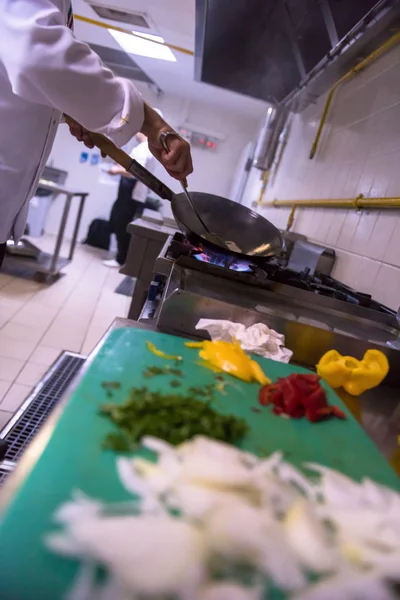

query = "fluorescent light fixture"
[108, 29, 177, 62]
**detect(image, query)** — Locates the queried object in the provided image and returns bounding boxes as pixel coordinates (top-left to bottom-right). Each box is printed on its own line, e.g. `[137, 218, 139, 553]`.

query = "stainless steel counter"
[0, 318, 398, 514]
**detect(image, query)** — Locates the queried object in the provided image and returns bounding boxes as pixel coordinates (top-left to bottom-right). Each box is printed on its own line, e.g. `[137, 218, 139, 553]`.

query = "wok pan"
[70, 121, 283, 261]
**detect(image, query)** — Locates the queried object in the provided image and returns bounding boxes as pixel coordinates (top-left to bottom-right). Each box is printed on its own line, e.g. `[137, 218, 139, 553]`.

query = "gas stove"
[157, 233, 394, 314]
[141, 233, 400, 385]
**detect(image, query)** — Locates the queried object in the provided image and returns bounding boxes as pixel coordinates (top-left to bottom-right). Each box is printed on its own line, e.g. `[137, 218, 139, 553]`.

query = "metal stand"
[121, 219, 178, 320]
[4, 182, 88, 283]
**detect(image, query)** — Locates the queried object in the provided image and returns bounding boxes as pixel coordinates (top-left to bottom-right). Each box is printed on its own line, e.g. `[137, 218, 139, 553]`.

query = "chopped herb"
[102, 432, 131, 453]
[143, 365, 166, 378]
[100, 387, 249, 450]
[101, 381, 121, 389]
[251, 407, 262, 413]
[188, 384, 215, 397]
[170, 379, 181, 388]
[142, 365, 184, 379]
[168, 367, 184, 378]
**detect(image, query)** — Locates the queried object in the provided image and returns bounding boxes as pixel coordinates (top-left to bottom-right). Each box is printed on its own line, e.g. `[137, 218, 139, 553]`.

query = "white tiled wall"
[253, 42, 400, 310]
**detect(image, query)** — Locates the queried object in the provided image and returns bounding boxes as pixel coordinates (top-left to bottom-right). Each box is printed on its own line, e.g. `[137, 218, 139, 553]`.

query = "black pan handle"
[64, 116, 175, 202]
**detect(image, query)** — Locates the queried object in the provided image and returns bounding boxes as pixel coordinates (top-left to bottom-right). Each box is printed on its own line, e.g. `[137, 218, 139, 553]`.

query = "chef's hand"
[108, 166, 131, 178]
[140, 104, 193, 182]
[67, 119, 106, 158]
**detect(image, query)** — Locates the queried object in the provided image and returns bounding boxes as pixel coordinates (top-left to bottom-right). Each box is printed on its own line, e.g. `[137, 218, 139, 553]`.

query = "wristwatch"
[159, 130, 181, 152]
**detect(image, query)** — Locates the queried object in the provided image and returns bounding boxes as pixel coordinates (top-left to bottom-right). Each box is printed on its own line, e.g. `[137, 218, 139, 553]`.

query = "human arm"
[1, 0, 193, 179]
[68, 103, 193, 180]
[0, 0, 142, 146]
[108, 165, 131, 178]
[141, 104, 193, 181]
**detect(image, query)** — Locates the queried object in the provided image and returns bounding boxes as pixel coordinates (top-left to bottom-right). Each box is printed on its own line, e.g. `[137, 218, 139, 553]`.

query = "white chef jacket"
[129, 141, 155, 203]
[0, 0, 144, 243]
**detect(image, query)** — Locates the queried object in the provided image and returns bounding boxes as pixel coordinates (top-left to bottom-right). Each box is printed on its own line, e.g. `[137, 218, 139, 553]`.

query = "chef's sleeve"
[0, 0, 144, 147]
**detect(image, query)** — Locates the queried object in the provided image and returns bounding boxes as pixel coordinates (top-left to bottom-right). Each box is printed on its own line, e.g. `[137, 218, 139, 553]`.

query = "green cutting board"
[0, 327, 398, 600]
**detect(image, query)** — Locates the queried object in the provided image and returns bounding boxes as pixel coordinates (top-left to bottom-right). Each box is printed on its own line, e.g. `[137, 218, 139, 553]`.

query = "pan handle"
[64, 116, 175, 202]
[124, 157, 174, 202]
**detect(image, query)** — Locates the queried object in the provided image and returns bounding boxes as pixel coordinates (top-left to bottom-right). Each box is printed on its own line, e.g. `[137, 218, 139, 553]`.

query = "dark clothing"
[109, 176, 144, 266]
[0, 243, 6, 269]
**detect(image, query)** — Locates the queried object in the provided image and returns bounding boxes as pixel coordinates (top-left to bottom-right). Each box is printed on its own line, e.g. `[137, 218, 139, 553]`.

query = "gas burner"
[169, 232, 254, 272]
[193, 249, 253, 272]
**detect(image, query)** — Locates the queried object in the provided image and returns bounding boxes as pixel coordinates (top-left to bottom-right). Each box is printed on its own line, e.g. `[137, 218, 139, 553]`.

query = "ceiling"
[73, 0, 269, 117]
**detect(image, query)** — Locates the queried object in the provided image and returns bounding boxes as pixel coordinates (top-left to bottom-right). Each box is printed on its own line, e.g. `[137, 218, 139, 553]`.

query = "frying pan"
[67, 119, 283, 261]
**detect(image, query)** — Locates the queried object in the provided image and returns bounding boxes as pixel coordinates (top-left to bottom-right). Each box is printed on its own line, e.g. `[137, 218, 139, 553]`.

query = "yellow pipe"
[74, 14, 194, 56]
[265, 198, 357, 208]
[310, 30, 400, 159]
[257, 170, 270, 205]
[286, 205, 297, 231]
[259, 196, 400, 209]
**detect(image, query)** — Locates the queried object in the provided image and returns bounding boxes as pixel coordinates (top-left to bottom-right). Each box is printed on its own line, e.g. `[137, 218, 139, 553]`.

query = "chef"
[0, 0, 193, 269]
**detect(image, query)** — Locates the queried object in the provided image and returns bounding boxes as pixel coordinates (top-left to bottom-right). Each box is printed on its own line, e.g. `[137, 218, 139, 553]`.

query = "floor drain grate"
[1, 353, 85, 463]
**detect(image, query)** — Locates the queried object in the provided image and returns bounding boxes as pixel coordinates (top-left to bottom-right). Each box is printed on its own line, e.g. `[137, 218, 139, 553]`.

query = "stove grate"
[1, 353, 85, 462]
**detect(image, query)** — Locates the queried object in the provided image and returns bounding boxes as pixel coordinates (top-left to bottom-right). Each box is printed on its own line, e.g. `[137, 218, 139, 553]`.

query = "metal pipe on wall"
[253, 107, 276, 170]
[309, 29, 400, 159]
[259, 196, 400, 209]
[253, 106, 289, 170]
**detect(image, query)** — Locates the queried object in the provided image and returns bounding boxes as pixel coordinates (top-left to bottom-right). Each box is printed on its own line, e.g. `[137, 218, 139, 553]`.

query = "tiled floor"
[0, 235, 131, 430]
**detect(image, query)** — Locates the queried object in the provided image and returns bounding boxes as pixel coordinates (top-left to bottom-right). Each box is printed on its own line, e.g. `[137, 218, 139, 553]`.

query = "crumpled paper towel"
[195, 319, 293, 363]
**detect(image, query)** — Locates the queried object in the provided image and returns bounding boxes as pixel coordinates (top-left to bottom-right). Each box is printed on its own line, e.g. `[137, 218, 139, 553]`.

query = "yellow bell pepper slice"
[188, 339, 270, 385]
[195, 360, 223, 373]
[250, 359, 271, 385]
[316, 348, 389, 396]
[343, 349, 389, 396]
[146, 341, 182, 361]
[316, 350, 359, 388]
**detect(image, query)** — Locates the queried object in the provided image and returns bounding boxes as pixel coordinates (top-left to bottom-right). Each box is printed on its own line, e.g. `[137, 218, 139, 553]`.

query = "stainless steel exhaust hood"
[195, 0, 400, 109]
[253, 106, 288, 170]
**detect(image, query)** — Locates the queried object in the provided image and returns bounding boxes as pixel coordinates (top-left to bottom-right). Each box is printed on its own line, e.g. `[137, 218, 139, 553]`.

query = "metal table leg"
[68, 193, 88, 261]
[49, 193, 73, 274]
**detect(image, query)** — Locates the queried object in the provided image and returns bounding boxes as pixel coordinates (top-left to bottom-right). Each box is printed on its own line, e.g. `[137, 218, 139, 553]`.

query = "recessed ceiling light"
[108, 29, 177, 62]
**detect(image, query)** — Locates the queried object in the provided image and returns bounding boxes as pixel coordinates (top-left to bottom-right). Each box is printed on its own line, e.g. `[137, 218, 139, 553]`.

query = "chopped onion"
[259, 520, 306, 591]
[141, 435, 175, 456]
[198, 582, 262, 600]
[293, 572, 397, 600]
[65, 562, 97, 600]
[68, 515, 206, 597]
[284, 499, 337, 574]
[53, 489, 102, 524]
[251, 451, 283, 476]
[205, 502, 268, 563]
[180, 452, 252, 490]
[45, 532, 85, 557]
[165, 482, 244, 521]
[305, 464, 363, 508]
[46, 436, 400, 600]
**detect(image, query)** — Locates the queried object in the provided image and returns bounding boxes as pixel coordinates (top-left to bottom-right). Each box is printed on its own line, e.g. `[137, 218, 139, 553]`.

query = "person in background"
[104, 129, 155, 268]
[0, 0, 192, 270]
